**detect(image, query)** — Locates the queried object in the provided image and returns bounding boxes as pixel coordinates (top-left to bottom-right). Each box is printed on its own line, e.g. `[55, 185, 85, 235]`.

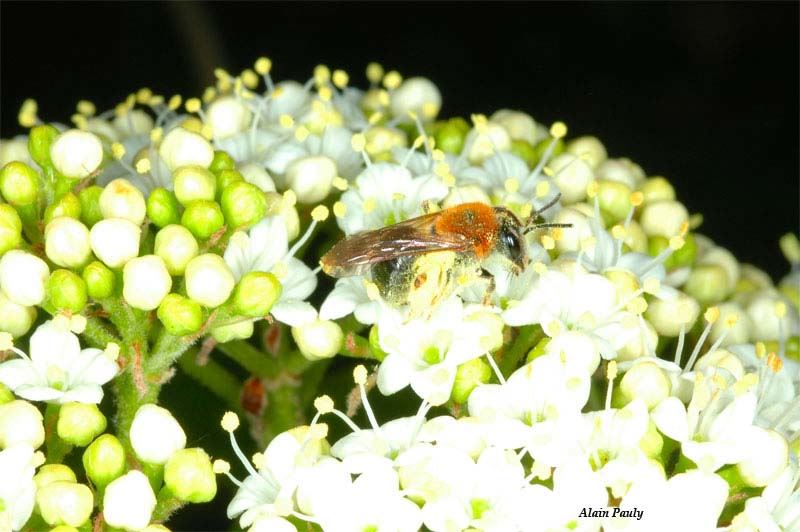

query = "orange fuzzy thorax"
[434, 202, 498, 258]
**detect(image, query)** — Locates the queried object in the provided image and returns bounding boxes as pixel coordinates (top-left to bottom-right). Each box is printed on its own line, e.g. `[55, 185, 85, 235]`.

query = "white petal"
[59, 384, 104, 404]
[0, 359, 43, 390]
[15, 385, 63, 402]
[652, 397, 689, 443]
[30, 321, 80, 373]
[376, 354, 412, 396]
[270, 300, 317, 327]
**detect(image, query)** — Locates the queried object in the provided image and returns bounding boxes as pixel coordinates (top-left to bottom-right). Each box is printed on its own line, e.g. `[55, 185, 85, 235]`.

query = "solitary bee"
[321, 196, 567, 315]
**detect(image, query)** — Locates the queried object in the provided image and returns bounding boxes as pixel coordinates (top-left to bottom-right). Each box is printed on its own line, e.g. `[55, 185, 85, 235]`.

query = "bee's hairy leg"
[480, 268, 496, 306]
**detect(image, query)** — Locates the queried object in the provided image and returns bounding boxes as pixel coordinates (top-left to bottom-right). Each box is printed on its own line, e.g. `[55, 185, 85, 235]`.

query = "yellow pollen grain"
[168, 95, 182, 111]
[212, 459, 231, 474]
[314, 395, 334, 414]
[611, 225, 626, 240]
[136, 88, 153, 104]
[704, 306, 720, 324]
[332, 69, 349, 89]
[332, 177, 349, 191]
[432, 149, 445, 162]
[374, 90, 389, 107]
[135, 159, 151, 174]
[114, 102, 128, 118]
[366, 62, 384, 84]
[77, 100, 96, 116]
[383, 70, 402, 90]
[353, 365, 368, 385]
[629, 297, 648, 315]
[279, 114, 295, 128]
[311, 205, 330, 222]
[541, 235, 555, 250]
[214, 67, 231, 81]
[294, 126, 310, 142]
[767, 352, 783, 373]
[124, 94, 136, 109]
[148, 94, 164, 107]
[241, 69, 259, 89]
[774, 302, 787, 318]
[471, 113, 488, 128]
[630, 191, 644, 207]
[362, 197, 377, 213]
[150, 127, 163, 143]
[549, 121, 568, 139]
[314, 64, 331, 86]
[251, 452, 265, 469]
[333, 201, 347, 218]
[679, 221, 689, 236]
[725, 314, 739, 328]
[504, 178, 520, 194]
[221, 411, 240, 432]
[434, 162, 451, 178]
[351, 133, 366, 152]
[255, 57, 272, 75]
[318, 86, 333, 102]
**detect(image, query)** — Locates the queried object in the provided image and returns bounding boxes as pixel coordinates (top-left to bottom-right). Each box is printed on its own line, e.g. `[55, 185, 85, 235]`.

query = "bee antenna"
[524, 193, 569, 233]
[524, 222, 572, 234]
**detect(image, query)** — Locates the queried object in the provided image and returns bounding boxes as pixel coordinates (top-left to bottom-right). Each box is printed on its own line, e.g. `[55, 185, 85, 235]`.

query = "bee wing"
[321, 213, 470, 277]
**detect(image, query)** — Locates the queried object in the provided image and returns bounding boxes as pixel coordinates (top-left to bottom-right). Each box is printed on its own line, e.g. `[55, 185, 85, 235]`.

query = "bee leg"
[480, 269, 496, 306]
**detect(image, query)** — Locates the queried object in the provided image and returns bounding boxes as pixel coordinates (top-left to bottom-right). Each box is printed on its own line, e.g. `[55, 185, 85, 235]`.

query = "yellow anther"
[586, 180, 599, 198]
[185, 98, 202, 114]
[77, 100, 96, 116]
[251, 452, 265, 469]
[774, 302, 787, 318]
[766, 352, 783, 373]
[314, 64, 331, 86]
[241, 69, 259, 89]
[200, 124, 214, 140]
[294, 126, 310, 142]
[71, 114, 88, 130]
[150, 127, 163, 143]
[353, 365, 368, 385]
[549, 121, 568, 139]
[442, 173, 455, 187]
[148, 94, 164, 107]
[366, 62, 384, 84]
[733, 372, 758, 395]
[630, 191, 644, 207]
[364, 280, 381, 301]
[202, 87, 217, 103]
[332, 177, 349, 191]
[124, 94, 136, 109]
[422, 102, 438, 119]
[368, 112, 384, 126]
[0, 332, 13, 351]
[318, 86, 333, 102]
[377, 90, 390, 107]
[114, 103, 129, 117]
[669, 236, 685, 250]
[351, 133, 367, 152]
[431, 149, 446, 162]
[533, 262, 548, 275]
[471, 113, 488, 132]
[611, 225, 626, 240]
[606, 360, 618, 381]
[136, 88, 153, 104]
[779, 233, 800, 264]
[332, 69, 349, 89]
[314, 395, 335, 414]
[214, 67, 230, 81]
[434, 162, 451, 178]
[104, 342, 120, 361]
[212, 459, 231, 474]
[282, 190, 297, 207]
[643, 278, 661, 294]
[168, 95, 182, 111]
[504, 178, 520, 194]
[221, 411, 240, 432]
[255, 57, 272, 75]
[279, 114, 295, 128]
[629, 297, 648, 315]
[541, 235, 555, 250]
[679, 221, 690, 237]
[411, 135, 426, 150]
[327, 198, 349, 218]
[704, 306, 721, 324]
[311, 205, 330, 222]
[135, 159, 151, 174]
[18, 99, 38, 128]
[382, 70, 402, 90]
[542, 166, 555, 178]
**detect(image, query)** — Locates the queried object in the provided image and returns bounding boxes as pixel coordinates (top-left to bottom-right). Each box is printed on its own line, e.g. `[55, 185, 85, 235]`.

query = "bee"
[321, 195, 567, 315]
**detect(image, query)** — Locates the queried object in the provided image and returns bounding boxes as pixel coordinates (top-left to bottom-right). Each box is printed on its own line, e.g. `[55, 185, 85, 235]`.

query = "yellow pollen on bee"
[704, 306, 721, 324]
[767, 352, 783, 373]
[71, 114, 88, 130]
[534, 183, 550, 201]
[630, 191, 644, 207]
[669, 236, 685, 250]
[422, 102, 438, 119]
[643, 278, 661, 295]
[382, 70, 402, 90]
[76, 100, 96, 116]
[311, 205, 330, 222]
[241, 69, 259, 89]
[255, 57, 272, 75]
[279, 114, 295, 128]
[318, 86, 333, 102]
[168, 95, 182, 111]
[504, 178, 520, 194]
[368, 112, 384, 125]
[549, 121, 568, 139]
[202, 87, 217, 103]
[755, 342, 767, 359]
[332, 69, 349, 89]
[221, 411, 240, 432]
[314, 64, 331, 86]
[533, 262, 548, 275]
[150, 127, 163, 143]
[353, 365, 368, 385]
[294, 126, 310, 142]
[774, 302, 787, 318]
[136, 88, 153, 104]
[351, 133, 367, 152]
[586, 180, 599, 198]
[212, 459, 231, 474]
[251, 452, 265, 469]
[364, 280, 381, 301]
[366, 62, 384, 84]
[332, 177, 349, 191]
[18, 99, 38, 128]
[135, 159, 151, 174]
[362, 197, 377, 213]
[0, 332, 13, 351]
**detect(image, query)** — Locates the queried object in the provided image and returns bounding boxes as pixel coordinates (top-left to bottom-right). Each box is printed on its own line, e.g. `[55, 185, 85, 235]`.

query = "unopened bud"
[645, 293, 701, 337]
[185, 254, 235, 307]
[50, 129, 103, 179]
[82, 261, 115, 299]
[57, 402, 107, 447]
[78, 185, 104, 227]
[596, 179, 633, 225]
[103, 470, 156, 531]
[158, 127, 214, 172]
[210, 320, 254, 343]
[154, 224, 199, 275]
[390, 77, 441, 122]
[736, 428, 788, 487]
[43, 192, 82, 225]
[619, 361, 671, 409]
[640, 176, 675, 204]
[549, 153, 595, 204]
[157, 294, 204, 336]
[28, 124, 59, 169]
[99, 178, 147, 225]
[451, 357, 492, 404]
[147, 187, 181, 228]
[566, 135, 607, 168]
[34, 464, 77, 489]
[0, 250, 49, 306]
[220, 181, 268, 229]
[285, 155, 337, 204]
[122, 255, 172, 310]
[292, 319, 343, 361]
[684, 264, 729, 305]
[181, 200, 225, 240]
[36, 481, 94, 527]
[45, 217, 91, 268]
[0, 399, 44, 449]
[173, 165, 217, 205]
[47, 270, 88, 313]
[232, 272, 282, 318]
[130, 404, 186, 465]
[0, 203, 22, 255]
[434, 117, 469, 154]
[0, 289, 37, 338]
[640, 200, 689, 238]
[0, 161, 39, 205]
[163, 448, 217, 503]
[82, 434, 125, 487]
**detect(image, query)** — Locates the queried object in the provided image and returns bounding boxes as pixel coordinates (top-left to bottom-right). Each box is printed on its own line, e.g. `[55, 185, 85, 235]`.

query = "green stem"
[44, 403, 72, 463]
[216, 340, 279, 378]
[153, 486, 184, 523]
[339, 332, 375, 359]
[177, 349, 243, 415]
[113, 371, 159, 452]
[499, 324, 543, 377]
[81, 316, 121, 349]
[145, 331, 194, 375]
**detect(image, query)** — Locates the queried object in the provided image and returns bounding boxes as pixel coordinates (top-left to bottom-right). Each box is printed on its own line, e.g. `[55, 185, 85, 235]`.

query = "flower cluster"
[1, 56, 798, 531]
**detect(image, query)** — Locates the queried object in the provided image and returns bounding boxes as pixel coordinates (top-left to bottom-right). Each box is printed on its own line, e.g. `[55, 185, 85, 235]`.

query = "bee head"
[492, 207, 528, 273]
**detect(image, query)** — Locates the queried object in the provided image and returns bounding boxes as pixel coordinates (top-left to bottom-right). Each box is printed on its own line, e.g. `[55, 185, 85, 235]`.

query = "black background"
[0, 3, 798, 530]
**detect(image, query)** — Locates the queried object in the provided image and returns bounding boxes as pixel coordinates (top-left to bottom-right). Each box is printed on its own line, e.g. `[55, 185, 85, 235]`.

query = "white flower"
[0, 250, 49, 306]
[130, 404, 187, 465]
[103, 470, 157, 531]
[223, 215, 317, 326]
[0, 444, 43, 532]
[50, 129, 103, 178]
[729, 459, 800, 531]
[0, 320, 118, 404]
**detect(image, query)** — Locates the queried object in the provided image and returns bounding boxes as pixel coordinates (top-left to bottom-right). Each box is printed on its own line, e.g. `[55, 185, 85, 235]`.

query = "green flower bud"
[163, 448, 217, 503]
[619, 361, 671, 409]
[209, 150, 236, 175]
[232, 271, 282, 317]
[433, 119, 469, 154]
[45, 217, 91, 268]
[0, 203, 22, 255]
[698, 246, 739, 295]
[566, 135, 608, 168]
[220, 181, 267, 230]
[147, 187, 181, 228]
[596, 179, 633, 225]
[216, 169, 244, 193]
[185, 254, 235, 307]
[44, 192, 82, 225]
[0, 161, 39, 205]
[181, 200, 224, 240]
[291, 319, 343, 361]
[0, 399, 44, 448]
[122, 255, 172, 311]
[526, 337, 550, 363]
[36, 481, 93, 527]
[99, 178, 147, 225]
[82, 261, 115, 299]
[157, 294, 203, 336]
[0, 383, 13, 405]
[82, 433, 126, 487]
[47, 270, 88, 313]
[28, 124, 59, 169]
[56, 402, 107, 447]
[78, 185, 104, 227]
[154, 224, 199, 275]
[668, 232, 697, 268]
[451, 357, 492, 404]
[34, 464, 77, 489]
[509, 139, 538, 168]
[210, 320, 254, 342]
[0, 289, 37, 338]
[640, 176, 675, 205]
[684, 264, 729, 305]
[173, 165, 217, 205]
